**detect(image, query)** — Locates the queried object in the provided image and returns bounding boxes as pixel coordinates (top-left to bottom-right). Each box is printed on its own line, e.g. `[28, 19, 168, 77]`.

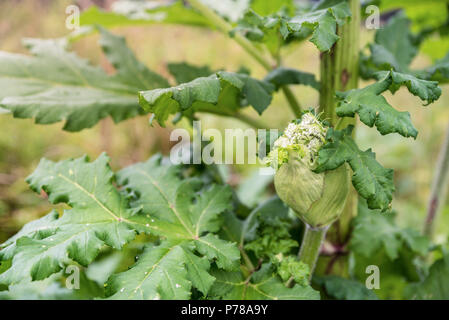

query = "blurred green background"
[0, 0, 448, 247]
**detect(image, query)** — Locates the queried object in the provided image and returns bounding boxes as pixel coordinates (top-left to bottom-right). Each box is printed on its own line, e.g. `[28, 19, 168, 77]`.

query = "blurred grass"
[0, 0, 449, 245]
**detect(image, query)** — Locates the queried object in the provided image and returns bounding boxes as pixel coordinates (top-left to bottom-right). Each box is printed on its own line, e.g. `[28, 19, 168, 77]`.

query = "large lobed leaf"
[0, 154, 145, 285]
[139, 71, 275, 125]
[105, 155, 240, 299]
[232, 1, 351, 52]
[0, 154, 242, 300]
[336, 71, 440, 139]
[0, 28, 169, 131]
[315, 126, 394, 211]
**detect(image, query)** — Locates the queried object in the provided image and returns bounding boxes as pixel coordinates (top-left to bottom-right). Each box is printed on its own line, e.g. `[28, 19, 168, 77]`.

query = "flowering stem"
[298, 224, 328, 278]
[187, 0, 302, 117]
[424, 123, 449, 239]
[318, 0, 360, 277]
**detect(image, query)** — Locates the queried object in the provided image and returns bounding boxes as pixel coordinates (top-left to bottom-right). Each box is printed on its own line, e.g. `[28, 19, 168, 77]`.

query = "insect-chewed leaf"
[315, 127, 394, 211]
[104, 155, 240, 299]
[138, 71, 275, 125]
[208, 264, 319, 300]
[0, 28, 169, 131]
[336, 71, 440, 138]
[0, 153, 146, 286]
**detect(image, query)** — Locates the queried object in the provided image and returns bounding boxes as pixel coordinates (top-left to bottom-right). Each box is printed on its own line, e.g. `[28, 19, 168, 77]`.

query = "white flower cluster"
[268, 112, 328, 169]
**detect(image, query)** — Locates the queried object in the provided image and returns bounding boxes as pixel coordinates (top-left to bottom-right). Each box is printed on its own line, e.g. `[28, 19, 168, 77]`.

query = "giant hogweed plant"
[0, 0, 449, 300]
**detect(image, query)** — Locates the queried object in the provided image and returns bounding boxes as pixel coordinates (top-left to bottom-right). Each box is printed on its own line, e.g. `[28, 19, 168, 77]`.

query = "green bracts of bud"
[274, 159, 350, 228]
[266, 112, 350, 228]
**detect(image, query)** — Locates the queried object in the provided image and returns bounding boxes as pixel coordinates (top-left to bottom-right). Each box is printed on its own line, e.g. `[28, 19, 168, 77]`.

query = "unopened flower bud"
[265, 112, 350, 228]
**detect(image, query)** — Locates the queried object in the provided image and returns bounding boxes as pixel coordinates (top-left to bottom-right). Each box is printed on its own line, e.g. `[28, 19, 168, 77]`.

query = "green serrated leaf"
[0, 154, 148, 286]
[336, 75, 418, 138]
[388, 71, 441, 104]
[139, 71, 275, 125]
[233, 1, 351, 52]
[336, 71, 440, 138]
[286, 1, 351, 51]
[209, 264, 319, 300]
[278, 256, 310, 286]
[194, 234, 240, 271]
[181, 244, 215, 296]
[0, 28, 168, 131]
[106, 242, 191, 300]
[104, 155, 240, 299]
[0, 211, 58, 261]
[316, 126, 394, 211]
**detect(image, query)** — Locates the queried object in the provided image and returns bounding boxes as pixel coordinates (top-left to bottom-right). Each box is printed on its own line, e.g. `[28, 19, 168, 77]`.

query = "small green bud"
[265, 112, 350, 228]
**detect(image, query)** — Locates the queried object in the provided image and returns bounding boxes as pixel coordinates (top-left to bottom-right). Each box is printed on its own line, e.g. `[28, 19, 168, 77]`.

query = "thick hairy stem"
[320, 0, 360, 230]
[317, 0, 360, 276]
[424, 123, 449, 239]
[298, 224, 328, 278]
[187, 0, 302, 116]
